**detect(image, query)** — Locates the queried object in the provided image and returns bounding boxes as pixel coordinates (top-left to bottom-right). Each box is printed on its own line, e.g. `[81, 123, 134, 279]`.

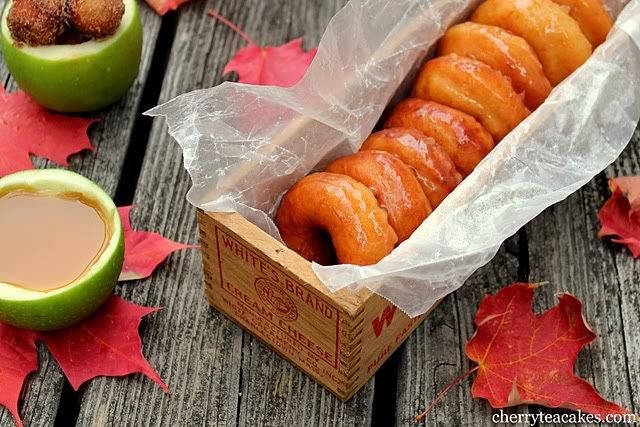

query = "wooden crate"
[197, 210, 435, 400]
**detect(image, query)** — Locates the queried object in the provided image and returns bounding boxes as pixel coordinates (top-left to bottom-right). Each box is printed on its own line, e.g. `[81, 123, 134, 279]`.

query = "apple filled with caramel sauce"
[1, 0, 143, 113]
[0, 169, 124, 330]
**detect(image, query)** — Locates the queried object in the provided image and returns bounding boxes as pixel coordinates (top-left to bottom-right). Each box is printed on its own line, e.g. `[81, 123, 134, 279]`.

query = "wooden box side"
[344, 292, 437, 396]
[197, 210, 367, 399]
[197, 210, 437, 400]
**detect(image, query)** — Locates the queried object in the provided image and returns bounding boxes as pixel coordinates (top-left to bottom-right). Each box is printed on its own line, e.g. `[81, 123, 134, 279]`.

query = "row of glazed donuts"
[275, 0, 613, 266]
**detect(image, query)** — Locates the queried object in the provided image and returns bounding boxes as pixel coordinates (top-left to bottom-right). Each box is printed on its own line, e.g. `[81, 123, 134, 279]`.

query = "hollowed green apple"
[0, 169, 124, 331]
[0, 0, 143, 113]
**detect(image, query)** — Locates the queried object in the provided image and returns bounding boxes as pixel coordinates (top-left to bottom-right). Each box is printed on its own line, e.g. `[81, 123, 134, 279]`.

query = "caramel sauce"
[0, 190, 109, 292]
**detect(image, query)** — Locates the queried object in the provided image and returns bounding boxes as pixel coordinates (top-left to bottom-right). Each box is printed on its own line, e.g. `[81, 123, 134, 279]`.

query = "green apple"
[0, 169, 124, 331]
[0, 0, 143, 113]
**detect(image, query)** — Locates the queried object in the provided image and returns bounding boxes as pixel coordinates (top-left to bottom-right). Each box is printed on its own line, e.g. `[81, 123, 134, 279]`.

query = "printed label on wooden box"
[213, 226, 342, 377]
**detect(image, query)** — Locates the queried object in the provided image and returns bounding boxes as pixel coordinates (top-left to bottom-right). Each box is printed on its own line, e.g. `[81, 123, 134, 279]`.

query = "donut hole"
[288, 226, 337, 266]
[310, 229, 337, 266]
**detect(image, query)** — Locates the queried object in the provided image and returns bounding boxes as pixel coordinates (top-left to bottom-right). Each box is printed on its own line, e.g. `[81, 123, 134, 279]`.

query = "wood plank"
[0, 345, 65, 427]
[525, 126, 640, 423]
[606, 128, 640, 415]
[75, 0, 375, 426]
[394, 236, 531, 426]
[237, 339, 373, 427]
[0, 5, 162, 427]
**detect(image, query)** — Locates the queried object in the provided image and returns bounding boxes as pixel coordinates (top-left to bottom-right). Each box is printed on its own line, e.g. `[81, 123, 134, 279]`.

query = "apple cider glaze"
[0, 191, 109, 292]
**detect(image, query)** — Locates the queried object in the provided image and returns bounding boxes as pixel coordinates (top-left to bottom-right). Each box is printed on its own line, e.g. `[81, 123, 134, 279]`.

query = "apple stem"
[208, 10, 256, 46]
[415, 366, 478, 422]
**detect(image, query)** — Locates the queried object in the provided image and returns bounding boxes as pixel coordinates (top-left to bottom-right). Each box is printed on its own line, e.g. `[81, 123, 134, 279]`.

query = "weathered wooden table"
[1, 1, 638, 426]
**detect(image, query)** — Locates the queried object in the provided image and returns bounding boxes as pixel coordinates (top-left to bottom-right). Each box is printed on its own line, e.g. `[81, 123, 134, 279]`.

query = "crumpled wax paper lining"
[149, 0, 640, 318]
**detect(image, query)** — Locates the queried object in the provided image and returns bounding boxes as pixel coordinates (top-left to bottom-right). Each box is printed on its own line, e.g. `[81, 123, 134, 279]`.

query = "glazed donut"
[412, 54, 530, 141]
[549, 0, 613, 47]
[385, 98, 494, 176]
[276, 0, 606, 266]
[275, 173, 397, 266]
[326, 151, 432, 243]
[438, 22, 552, 110]
[471, 0, 592, 85]
[360, 128, 462, 208]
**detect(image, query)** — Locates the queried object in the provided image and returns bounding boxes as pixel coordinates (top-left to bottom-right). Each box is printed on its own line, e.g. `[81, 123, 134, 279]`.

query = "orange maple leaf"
[465, 283, 628, 418]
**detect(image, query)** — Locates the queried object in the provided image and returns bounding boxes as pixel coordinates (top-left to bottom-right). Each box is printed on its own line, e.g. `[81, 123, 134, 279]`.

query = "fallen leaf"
[0, 324, 39, 427]
[223, 38, 317, 87]
[209, 10, 316, 87]
[145, 0, 191, 15]
[0, 89, 95, 177]
[599, 177, 640, 257]
[42, 295, 168, 391]
[0, 296, 167, 426]
[466, 283, 628, 418]
[609, 176, 640, 214]
[118, 206, 196, 281]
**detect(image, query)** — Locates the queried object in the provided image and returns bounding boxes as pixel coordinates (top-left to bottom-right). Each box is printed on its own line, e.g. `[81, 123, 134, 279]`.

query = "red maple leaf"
[0, 89, 95, 177]
[465, 283, 628, 418]
[598, 176, 640, 257]
[0, 297, 165, 427]
[118, 206, 196, 281]
[145, 0, 191, 15]
[209, 10, 316, 87]
[417, 283, 629, 421]
[42, 296, 168, 391]
[0, 324, 39, 427]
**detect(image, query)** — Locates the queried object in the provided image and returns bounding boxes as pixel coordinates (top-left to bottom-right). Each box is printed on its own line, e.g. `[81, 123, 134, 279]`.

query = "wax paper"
[149, 0, 640, 317]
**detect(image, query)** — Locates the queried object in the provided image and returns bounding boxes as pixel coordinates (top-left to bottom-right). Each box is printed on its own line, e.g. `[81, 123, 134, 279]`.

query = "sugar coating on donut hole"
[471, 0, 592, 86]
[438, 22, 552, 110]
[412, 54, 530, 142]
[549, 0, 613, 47]
[7, 0, 66, 46]
[326, 151, 432, 243]
[385, 98, 494, 177]
[275, 173, 397, 266]
[360, 128, 462, 209]
[67, 0, 125, 39]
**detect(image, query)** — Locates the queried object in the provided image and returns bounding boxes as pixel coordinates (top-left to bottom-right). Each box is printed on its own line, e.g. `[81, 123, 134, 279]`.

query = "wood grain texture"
[0, 5, 162, 427]
[605, 128, 640, 415]
[237, 338, 374, 427]
[0, 345, 65, 427]
[394, 236, 530, 426]
[75, 0, 373, 426]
